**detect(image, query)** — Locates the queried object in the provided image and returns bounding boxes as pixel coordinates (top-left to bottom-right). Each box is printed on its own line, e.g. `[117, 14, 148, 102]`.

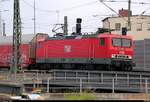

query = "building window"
[147, 23, 150, 31]
[115, 23, 121, 31]
[137, 23, 142, 31]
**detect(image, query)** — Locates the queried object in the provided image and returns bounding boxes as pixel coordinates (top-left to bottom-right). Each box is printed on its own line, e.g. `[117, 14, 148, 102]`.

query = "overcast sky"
[1, 0, 150, 36]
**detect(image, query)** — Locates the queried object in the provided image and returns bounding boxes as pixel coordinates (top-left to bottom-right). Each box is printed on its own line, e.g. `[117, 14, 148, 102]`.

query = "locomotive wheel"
[76, 64, 84, 70]
[85, 64, 94, 70]
[124, 67, 128, 71]
[124, 66, 132, 71]
[106, 65, 112, 71]
[127, 66, 132, 71]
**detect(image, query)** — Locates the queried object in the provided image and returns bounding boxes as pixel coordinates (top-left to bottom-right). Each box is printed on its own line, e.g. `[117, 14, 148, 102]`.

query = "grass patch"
[65, 92, 96, 100]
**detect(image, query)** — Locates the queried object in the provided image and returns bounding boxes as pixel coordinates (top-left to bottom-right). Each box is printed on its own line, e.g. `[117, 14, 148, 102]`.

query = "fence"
[134, 39, 150, 71]
[1, 70, 150, 93]
[38, 77, 150, 93]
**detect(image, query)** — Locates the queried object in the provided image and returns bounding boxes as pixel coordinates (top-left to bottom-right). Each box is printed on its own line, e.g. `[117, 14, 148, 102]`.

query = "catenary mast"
[12, 0, 22, 77]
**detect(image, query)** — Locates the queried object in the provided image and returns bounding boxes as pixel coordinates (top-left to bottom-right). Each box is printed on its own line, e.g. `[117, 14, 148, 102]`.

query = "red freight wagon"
[0, 33, 48, 69]
[36, 33, 134, 71]
[0, 44, 31, 68]
[0, 34, 35, 69]
[0, 45, 12, 67]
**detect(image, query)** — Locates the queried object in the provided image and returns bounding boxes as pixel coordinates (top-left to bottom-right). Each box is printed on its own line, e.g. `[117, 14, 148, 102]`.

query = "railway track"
[0, 67, 150, 77]
[0, 66, 148, 72]
[0, 68, 150, 83]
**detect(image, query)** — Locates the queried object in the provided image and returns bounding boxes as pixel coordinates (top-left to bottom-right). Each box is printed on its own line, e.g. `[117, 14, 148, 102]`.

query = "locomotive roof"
[97, 33, 132, 39]
[48, 33, 132, 40]
[0, 34, 35, 45]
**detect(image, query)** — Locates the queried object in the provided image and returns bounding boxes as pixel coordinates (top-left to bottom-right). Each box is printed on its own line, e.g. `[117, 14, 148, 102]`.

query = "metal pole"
[53, 71, 56, 81]
[56, 10, 60, 24]
[88, 72, 90, 83]
[47, 78, 50, 93]
[0, 10, 1, 35]
[36, 71, 39, 88]
[112, 78, 115, 93]
[76, 71, 78, 82]
[144, 40, 145, 70]
[0, 0, 9, 36]
[127, 74, 130, 85]
[101, 73, 103, 83]
[80, 78, 82, 93]
[23, 70, 25, 80]
[36, 70, 39, 80]
[0, 1, 2, 35]
[145, 78, 148, 94]
[128, 0, 131, 30]
[140, 75, 142, 92]
[12, 0, 22, 79]
[64, 72, 66, 80]
[33, 73, 36, 89]
[34, 0, 36, 35]
[115, 74, 118, 85]
[33, 80, 36, 89]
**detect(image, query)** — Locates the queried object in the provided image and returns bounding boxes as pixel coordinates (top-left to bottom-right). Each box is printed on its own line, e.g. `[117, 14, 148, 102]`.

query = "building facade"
[102, 9, 150, 40]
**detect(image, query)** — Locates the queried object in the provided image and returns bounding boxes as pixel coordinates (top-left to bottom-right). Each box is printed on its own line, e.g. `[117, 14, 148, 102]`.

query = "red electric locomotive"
[35, 33, 134, 71]
[0, 32, 134, 71]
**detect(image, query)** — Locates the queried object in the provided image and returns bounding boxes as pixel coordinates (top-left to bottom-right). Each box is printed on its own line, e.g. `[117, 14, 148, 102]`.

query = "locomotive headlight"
[128, 55, 132, 59]
[111, 54, 116, 58]
[111, 54, 132, 59]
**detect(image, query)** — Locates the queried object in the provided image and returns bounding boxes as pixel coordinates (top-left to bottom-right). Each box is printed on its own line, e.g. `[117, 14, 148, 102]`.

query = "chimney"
[76, 18, 82, 34]
[3, 22, 6, 36]
[119, 8, 132, 17]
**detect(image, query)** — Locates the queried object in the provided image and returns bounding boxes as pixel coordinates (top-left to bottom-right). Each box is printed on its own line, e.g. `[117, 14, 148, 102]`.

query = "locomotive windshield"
[112, 38, 131, 47]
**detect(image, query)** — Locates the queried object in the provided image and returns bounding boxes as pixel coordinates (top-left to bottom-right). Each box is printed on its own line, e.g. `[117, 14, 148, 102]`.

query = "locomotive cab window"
[122, 39, 131, 47]
[112, 38, 121, 47]
[112, 38, 131, 47]
[100, 38, 105, 46]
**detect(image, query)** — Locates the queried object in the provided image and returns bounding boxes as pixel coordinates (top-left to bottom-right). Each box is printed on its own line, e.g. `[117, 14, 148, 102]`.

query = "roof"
[0, 34, 35, 45]
[102, 15, 150, 22]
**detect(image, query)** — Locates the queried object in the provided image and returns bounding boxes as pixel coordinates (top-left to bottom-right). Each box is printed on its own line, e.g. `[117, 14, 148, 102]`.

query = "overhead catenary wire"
[19, 0, 150, 24]
[60, 1, 99, 12]
[21, 0, 57, 13]
[140, 7, 150, 15]
[22, 0, 150, 13]
[21, 0, 150, 21]
[98, 0, 128, 22]
[21, 0, 99, 13]
[3, 0, 150, 35]
[20, 0, 150, 26]
[104, 0, 150, 5]
[99, 0, 120, 16]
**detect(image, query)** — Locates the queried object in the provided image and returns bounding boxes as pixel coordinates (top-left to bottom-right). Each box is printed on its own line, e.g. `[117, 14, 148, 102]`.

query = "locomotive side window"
[100, 38, 105, 46]
[112, 38, 131, 47]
